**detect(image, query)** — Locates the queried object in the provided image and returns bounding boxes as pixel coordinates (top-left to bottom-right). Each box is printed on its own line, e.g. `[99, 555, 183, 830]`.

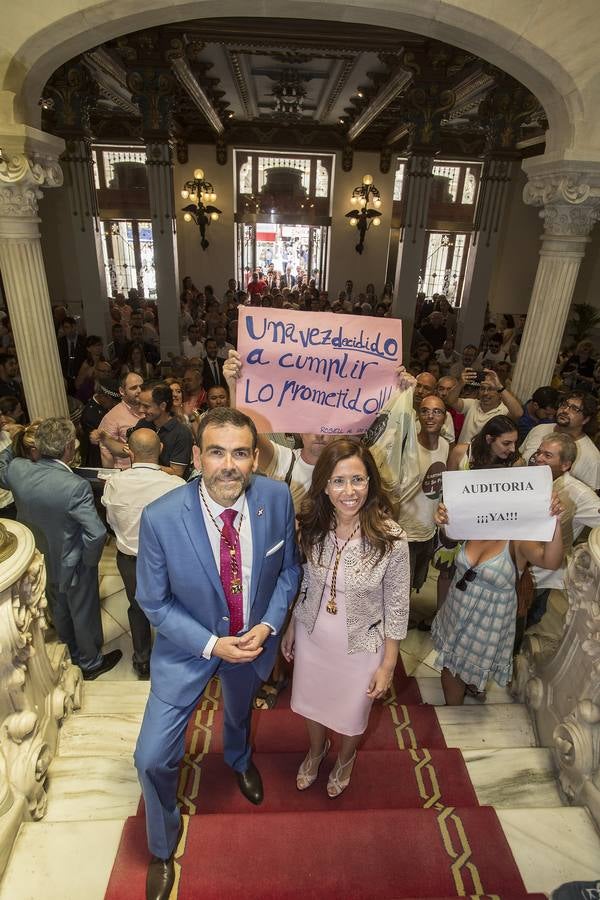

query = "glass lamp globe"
[373, 217, 381, 226]
[193, 168, 204, 180]
[181, 189, 189, 199]
[362, 174, 373, 186]
[210, 211, 219, 221]
[210, 192, 217, 202]
[373, 197, 382, 208]
[183, 212, 193, 222]
[349, 216, 358, 227]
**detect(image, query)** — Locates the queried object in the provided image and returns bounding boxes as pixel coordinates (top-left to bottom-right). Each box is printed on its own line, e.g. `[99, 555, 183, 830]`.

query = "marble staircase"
[1, 543, 600, 899]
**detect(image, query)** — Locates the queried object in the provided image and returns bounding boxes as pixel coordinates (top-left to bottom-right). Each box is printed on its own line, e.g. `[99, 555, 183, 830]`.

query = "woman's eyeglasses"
[456, 567, 477, 591]
[328, 475, 370, 491]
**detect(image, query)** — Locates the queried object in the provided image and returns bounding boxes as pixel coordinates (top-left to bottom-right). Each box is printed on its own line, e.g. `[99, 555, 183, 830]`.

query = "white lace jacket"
[293, 524, 410, 653]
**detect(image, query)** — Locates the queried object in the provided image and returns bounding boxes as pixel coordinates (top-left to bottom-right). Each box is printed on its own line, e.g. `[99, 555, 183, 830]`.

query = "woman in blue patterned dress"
[431, 496, 563, 705]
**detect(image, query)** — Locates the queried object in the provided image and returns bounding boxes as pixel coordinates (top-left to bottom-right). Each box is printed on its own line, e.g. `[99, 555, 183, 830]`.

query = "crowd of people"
[1, 274, 599, 900]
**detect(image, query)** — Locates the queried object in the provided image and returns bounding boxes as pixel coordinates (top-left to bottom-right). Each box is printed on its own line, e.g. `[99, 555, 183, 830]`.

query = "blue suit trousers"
[134, 660, 262, 858]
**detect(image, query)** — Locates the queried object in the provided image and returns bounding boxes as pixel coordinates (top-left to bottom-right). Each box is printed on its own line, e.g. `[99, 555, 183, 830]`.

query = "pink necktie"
[219, 509, 243, 636]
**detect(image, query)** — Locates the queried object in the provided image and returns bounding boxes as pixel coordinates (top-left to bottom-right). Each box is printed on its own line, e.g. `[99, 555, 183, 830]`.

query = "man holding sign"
[430, 469, 563, 705]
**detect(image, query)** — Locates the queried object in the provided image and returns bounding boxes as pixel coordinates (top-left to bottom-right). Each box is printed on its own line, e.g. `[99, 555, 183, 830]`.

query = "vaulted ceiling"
[42, 17, 547, 161]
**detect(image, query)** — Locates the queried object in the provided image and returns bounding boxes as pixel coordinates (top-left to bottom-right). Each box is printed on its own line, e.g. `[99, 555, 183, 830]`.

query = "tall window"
[100, 220, 156, 298]
[92, 144, 155, 300]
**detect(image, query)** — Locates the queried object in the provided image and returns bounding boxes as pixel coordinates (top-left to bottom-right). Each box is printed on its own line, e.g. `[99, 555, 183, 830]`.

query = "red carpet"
[106, 660, 540, 899]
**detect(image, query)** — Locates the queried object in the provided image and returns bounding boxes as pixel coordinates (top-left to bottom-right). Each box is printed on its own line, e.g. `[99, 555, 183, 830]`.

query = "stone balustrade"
[0, 518, 80, 877]
[514, 527, 600, 829]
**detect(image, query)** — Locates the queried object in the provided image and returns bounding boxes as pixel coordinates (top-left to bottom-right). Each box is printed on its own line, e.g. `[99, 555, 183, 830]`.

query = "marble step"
[436, 703, 536, 750]
[416, 676, 514, 705]
[2, 807, 599, 900]
[44, 744, 561, 825]
[0, 819, 126, 900]
[463, 748, 562, 807]
[497, 807, 600, 896]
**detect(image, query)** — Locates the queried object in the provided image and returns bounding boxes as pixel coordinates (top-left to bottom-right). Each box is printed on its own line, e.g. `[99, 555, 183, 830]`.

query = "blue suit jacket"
[136, 475, 301, 707]
[0, 450, 106, 591]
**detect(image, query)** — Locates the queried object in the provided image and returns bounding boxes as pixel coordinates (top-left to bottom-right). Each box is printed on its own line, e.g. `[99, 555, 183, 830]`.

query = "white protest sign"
[442, 465, 555, 541]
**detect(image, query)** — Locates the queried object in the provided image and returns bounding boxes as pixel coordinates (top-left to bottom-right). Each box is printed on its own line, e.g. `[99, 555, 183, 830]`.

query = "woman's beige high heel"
[296, 739, 331, 791]
[327, 750, 357, 798]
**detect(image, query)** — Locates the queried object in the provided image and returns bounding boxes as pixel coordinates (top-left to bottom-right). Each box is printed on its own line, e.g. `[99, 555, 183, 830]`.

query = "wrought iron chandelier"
[181, 168, 222, 250]
[344, 174, 383, 254]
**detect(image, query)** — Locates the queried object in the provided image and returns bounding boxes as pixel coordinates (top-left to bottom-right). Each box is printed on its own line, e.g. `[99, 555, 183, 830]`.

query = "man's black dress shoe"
[81, 649, 123, 681]
[134, 660, 150, 680]
[235, 761, 264, 805]
[146, 819, 183, 900]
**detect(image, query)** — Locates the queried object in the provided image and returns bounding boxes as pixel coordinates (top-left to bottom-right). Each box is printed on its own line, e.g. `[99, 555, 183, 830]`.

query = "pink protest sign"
[236, 308, 402, 434]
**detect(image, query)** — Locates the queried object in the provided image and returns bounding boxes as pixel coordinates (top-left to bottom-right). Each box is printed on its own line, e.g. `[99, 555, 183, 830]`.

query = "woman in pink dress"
[282, 440, 410, 798]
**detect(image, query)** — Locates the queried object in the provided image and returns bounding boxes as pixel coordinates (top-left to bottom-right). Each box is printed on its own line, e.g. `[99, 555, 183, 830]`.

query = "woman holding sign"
[281, 440, 410, 797]
[431, 495, 563, 705]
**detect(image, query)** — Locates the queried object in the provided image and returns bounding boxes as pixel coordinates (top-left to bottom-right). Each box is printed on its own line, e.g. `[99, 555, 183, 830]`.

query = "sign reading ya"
[442, 465, 555, 541]
[236, 308, 402, 434]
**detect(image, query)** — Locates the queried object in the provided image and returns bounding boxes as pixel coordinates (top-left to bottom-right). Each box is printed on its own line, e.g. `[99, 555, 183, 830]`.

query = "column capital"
[522, 159, 600, 237]
[0, 128, 64, 219]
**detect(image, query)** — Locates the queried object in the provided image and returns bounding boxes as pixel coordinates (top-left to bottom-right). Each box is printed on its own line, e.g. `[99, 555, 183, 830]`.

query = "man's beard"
[203, 469, 251, 505]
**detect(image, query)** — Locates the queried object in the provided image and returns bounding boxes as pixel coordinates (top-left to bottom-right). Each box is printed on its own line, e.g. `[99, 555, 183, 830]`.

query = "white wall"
[174, 145, 235, 295]
[327, 151, 396, 298]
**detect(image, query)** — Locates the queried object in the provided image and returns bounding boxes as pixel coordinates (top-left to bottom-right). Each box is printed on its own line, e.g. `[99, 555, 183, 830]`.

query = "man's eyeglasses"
[456, 567, 477, 591]
[328, 475, 370, 491]
[558, 401, 584, 415]
[420, 408, 446, 418]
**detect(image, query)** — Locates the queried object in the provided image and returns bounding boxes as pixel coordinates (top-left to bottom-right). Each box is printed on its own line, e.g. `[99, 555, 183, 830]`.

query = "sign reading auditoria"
[442, 465, 555, 541]
[236, 308, 402, 434]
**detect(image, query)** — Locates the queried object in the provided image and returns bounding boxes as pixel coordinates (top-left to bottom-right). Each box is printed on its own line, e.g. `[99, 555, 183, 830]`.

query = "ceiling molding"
[83, 48, 139, 117]
[226, 50, 253, 118]
[347, 69, 411, 142]
[170, 55, 224, 134]
[317, 58, 356, 123]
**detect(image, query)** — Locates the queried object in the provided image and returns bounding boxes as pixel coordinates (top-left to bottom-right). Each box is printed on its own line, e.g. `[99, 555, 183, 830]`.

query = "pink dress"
[291, 538, 385, 736]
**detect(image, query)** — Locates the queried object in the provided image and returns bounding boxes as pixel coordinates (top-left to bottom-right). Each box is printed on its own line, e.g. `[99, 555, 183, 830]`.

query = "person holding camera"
[443, 366, 523, 444]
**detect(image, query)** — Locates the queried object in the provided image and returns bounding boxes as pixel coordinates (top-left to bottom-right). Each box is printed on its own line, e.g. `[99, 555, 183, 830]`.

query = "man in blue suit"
[134, 407, 301, 900]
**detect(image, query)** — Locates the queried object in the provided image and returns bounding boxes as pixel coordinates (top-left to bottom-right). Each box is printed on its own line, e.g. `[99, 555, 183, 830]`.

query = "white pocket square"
[265, 540, 285, 557]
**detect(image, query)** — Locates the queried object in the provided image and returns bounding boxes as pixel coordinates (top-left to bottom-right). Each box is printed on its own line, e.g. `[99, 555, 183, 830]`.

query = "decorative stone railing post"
[514, 527, 600, 830]
[0, 130, 69, 419]
[511, 160, 600, 403]
[0, 519, 80, 877]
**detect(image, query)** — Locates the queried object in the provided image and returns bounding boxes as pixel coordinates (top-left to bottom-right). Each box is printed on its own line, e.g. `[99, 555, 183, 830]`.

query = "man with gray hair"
[529, 431, 600, 625]
[0, 417, 121, 679]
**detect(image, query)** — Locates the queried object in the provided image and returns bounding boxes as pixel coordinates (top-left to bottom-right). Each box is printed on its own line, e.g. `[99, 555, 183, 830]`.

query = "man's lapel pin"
[257, 506, 264, 517]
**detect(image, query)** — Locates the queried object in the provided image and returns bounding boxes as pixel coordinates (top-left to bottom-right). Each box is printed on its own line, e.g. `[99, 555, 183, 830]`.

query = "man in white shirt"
[528, 432, 600, 624]
[402, 393, 450, 594]
[214, 324, 235, 361]
[445, 366, 523, 444]
[102, 428, 185, 678]
[182, 323, 206, 360]
[520, 391, 600, 491]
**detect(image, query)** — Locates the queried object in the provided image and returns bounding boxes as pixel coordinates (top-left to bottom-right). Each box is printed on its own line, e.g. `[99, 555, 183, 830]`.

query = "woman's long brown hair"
[297, 438, 400, 564]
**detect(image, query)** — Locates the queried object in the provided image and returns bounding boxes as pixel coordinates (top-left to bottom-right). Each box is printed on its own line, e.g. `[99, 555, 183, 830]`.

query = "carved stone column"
[61, 139, 110, 344]
[0, 133, 69, 418]
[391, 153, 434, 357]
[456, 156, 517, 351]
[0, 519, 80, 877]
[514, 528, 600, 829]
[511, 162, 600, 402]
[146, 142, 180, 359]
